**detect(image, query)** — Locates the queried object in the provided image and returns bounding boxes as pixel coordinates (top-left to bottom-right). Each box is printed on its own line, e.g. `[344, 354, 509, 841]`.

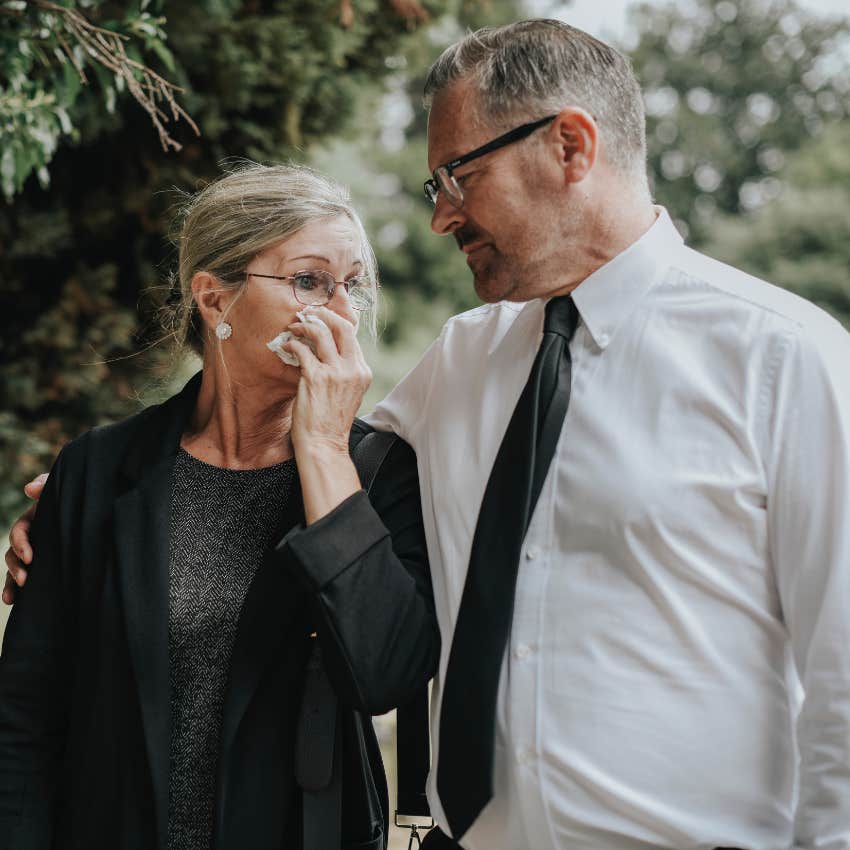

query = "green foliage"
[629, 0, 850, 244]
[703, 120, 850, 327]
[0, 0, 189, 200]
[0, 0, 451, 528]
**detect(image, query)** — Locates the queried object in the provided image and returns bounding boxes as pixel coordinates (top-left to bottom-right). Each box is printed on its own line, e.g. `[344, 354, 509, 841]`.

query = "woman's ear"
[551, 107, 598, 184]
[191, 272, 231, 338]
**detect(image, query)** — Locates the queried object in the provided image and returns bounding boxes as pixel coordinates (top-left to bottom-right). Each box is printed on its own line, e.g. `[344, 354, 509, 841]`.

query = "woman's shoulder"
[60, 404, 160, 463]
[56, 391, 183, 484]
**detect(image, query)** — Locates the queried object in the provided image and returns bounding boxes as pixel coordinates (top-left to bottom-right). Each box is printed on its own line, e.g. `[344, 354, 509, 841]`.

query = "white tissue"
[266, 308, 324, 366]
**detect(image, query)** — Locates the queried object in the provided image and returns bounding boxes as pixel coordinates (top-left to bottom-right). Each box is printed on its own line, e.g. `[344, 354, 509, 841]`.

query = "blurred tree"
[629, 0, 850, 243]
[313, 0, 531, 411]
[703, 119, 850, 327]
[0, 0, 196, 200]
[0, 0, 450, 527]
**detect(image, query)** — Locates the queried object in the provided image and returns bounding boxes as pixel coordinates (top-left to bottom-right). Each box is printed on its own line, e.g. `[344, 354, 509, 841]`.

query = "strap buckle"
[395, 811, 434, 849]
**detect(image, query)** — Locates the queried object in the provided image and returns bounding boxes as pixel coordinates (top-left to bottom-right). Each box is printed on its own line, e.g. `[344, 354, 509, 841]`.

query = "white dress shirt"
[366, 209, 850, 850]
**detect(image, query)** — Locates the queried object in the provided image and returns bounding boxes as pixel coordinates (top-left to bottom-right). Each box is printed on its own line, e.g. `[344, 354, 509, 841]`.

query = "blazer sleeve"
[0, 448, 74, 848]
[276, 437, 439, 715]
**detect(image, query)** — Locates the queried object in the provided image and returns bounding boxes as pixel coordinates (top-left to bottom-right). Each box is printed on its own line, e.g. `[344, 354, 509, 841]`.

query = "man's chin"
[472, 270, 512, 304]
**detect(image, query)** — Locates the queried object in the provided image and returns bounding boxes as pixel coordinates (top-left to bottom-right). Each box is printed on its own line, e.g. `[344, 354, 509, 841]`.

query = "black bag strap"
[350, 421, 398, 491]
[297, 422, 413, 850]
[396, 689, 431, 817]
[350, 425, 433, 827]
[297, 645, 342, 849]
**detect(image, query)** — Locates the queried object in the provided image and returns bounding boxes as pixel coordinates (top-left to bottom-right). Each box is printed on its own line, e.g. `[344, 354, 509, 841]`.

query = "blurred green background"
[1, 1, 849, 844]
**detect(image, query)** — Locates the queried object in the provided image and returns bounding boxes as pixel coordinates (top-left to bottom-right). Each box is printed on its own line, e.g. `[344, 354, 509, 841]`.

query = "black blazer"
[0, 373, 439, 850]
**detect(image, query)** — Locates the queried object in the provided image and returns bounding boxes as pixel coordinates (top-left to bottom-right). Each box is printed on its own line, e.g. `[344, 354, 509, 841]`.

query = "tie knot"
[544, 295, 578, 340]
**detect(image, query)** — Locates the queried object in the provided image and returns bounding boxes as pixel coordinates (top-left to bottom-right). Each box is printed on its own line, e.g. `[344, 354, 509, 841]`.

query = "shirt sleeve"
[766, 316, 850, 849]
[363, 329, 445, 445]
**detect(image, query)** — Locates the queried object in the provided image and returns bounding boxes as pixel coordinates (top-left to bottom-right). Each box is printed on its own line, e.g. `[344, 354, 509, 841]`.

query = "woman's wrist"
[297, 444, 362, 525]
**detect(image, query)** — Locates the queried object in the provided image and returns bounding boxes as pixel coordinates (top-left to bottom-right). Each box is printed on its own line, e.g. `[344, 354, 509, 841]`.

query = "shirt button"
[598, 332, 610, 347]
[525, 545, 540, 561]
[514, 643, 532, 660]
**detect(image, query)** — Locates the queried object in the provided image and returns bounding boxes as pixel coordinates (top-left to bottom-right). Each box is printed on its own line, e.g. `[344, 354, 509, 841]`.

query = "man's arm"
[768, 319, 850, 849]
[4, 475, 48, 605]
[363, 332, 444, 444]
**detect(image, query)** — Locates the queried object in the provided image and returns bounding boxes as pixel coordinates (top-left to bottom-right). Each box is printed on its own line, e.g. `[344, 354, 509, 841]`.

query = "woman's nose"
[327, 283, 358, 325]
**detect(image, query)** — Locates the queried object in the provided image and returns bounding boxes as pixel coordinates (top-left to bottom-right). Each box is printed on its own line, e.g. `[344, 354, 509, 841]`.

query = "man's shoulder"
[668, 246, 846, 339]
[436, 300, 529, 353]
[442, 301, 525, 330]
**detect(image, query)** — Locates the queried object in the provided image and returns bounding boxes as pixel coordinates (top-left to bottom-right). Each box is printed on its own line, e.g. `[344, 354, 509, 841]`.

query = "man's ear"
[550, 107, 598, 184]
[191, 271, 232, 338]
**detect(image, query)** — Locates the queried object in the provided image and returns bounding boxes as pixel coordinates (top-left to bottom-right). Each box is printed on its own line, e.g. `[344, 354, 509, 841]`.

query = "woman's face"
[211, 215, 363, 391]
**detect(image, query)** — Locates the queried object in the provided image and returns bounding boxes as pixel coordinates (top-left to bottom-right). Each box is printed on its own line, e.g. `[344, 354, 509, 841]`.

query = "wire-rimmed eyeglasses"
[247, 269, 374, 311]
[424, 114, 557, 208]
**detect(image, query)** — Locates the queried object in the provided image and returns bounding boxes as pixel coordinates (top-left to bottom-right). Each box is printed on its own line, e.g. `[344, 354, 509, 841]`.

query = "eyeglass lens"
[292, 271, 372, 311]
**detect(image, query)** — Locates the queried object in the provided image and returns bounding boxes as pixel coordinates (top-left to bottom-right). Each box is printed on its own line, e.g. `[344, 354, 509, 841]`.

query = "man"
[7, 19, 850, 850]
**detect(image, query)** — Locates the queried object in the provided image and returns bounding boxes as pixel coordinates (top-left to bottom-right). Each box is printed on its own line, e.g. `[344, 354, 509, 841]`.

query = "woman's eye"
[293, 273, 319, 291]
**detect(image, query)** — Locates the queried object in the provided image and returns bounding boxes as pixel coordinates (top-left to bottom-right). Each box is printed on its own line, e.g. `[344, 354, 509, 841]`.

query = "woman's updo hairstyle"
[165, 162, 379, 354]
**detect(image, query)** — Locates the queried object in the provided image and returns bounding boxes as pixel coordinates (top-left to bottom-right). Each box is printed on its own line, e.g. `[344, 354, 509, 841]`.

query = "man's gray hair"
[424, 19, 647, 175]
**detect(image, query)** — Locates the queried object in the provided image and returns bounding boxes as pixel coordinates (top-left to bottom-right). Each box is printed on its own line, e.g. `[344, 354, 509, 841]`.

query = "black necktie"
[436, 295, 579, 841]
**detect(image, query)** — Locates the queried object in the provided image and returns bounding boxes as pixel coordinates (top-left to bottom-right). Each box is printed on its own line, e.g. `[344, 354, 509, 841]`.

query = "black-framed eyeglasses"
[423, 114, 557, 208]
[247, 269, 374, 311]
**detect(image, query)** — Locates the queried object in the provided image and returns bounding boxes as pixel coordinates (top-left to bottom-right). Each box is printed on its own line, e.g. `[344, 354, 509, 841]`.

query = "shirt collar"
[569, 206, 684, 350]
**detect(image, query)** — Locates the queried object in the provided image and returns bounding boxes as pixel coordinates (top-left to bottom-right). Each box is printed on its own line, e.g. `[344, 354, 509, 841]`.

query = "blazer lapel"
[113, 460, 173, 850]
[110, 372, 203, 850]
[214, 500, 306, 842]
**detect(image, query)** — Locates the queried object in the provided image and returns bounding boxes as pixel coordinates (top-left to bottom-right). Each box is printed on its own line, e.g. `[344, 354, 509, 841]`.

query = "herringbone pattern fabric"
[167, 449, 298, 850]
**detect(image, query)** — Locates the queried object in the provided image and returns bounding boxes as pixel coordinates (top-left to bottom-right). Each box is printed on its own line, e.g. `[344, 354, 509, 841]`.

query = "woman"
[0, 164, 439, 849]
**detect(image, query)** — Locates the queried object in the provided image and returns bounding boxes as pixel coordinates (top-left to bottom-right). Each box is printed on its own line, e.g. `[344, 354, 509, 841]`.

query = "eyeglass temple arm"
[442, 114, 557, 173]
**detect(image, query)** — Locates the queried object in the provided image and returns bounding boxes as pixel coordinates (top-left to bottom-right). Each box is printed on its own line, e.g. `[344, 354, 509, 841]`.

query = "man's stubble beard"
[471, 249, 518, 303]
[471, 246, 554, 304]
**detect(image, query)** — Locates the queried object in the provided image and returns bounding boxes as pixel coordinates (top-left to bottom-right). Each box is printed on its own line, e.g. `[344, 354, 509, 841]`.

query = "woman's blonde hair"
[164, 162, 379, 354]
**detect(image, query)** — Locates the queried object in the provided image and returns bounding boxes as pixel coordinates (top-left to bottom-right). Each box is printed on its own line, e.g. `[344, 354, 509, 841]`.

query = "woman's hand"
[4, 474, 48, 605]
[284, 306, 372, 455]
[283, 307, 372, 524]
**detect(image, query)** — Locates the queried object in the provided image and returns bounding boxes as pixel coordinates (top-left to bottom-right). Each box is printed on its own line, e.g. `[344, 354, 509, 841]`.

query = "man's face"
[426, 80, 570, 303]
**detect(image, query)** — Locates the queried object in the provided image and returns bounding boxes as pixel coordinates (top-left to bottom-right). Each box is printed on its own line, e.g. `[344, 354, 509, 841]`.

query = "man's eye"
[293, 273, 320, 291]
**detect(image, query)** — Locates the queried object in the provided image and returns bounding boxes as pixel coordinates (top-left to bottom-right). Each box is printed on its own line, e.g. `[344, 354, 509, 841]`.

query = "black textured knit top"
[167, 448, 300, 850]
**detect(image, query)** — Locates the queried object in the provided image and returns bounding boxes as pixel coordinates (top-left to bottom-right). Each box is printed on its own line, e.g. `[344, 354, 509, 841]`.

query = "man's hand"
[3, 474, 48, 605]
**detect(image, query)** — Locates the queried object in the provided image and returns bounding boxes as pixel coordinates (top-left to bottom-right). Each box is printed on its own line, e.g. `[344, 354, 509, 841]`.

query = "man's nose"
[430, 191, 465, 236]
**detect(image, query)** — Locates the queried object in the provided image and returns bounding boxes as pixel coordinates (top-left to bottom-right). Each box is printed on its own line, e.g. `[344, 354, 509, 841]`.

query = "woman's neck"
[181, 365, 296, 469]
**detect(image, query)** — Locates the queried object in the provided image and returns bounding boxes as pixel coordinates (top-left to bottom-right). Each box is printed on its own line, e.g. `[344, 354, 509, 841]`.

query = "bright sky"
[529, 0, 849, 44]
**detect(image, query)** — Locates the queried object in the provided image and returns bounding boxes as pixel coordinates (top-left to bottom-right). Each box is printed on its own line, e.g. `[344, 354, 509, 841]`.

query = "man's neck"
[551, 196, 658, 298]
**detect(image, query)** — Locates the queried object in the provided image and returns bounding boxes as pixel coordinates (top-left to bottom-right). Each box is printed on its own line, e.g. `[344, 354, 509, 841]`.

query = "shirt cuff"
[276, 489, 390, 591]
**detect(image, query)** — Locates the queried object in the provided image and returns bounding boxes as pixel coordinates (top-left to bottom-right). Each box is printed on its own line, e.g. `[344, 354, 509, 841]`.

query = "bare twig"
[29, 0, 199, 150]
